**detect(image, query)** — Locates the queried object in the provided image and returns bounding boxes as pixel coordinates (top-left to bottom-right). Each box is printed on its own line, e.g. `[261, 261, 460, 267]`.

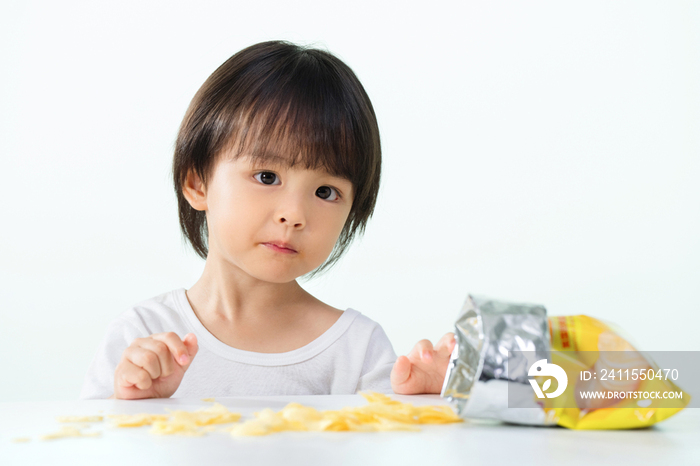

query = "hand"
[113, 332, 199, 400]
[390, 332, 456, 395]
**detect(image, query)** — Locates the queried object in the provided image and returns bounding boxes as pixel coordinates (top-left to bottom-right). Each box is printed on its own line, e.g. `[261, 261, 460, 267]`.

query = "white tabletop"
[1, 394, 698, 466]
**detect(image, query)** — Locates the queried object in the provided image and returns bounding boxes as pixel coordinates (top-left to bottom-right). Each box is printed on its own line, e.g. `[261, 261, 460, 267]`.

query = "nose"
[276, 196, 306, 229]
[278, 215, 304, 228]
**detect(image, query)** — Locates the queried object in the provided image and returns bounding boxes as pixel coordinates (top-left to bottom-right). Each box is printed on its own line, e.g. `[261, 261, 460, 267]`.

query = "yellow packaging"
[544, 315, 690, 429]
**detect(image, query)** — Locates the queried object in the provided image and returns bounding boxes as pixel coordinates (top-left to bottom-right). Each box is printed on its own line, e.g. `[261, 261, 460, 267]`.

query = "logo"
[528, 359, 568, 398]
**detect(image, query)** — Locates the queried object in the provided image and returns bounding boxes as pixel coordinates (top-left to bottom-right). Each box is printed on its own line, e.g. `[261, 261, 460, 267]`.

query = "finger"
[124, 345, 164, 380]
[117, 360, 153, 391]
[134, 338, 177, 378]
[409, 339, 435, 362]
[390, 355, 412, 390]
[183, 333, 199, 363]
[435, 332, 456, 355]
[151, 332, 191, 366]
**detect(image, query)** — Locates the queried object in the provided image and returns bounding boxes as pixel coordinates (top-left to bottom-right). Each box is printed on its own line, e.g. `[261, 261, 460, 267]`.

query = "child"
[79, 40, 455, 400]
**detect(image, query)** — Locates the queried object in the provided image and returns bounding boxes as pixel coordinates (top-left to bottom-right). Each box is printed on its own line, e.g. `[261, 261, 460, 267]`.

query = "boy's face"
[185, 153, 354, 283]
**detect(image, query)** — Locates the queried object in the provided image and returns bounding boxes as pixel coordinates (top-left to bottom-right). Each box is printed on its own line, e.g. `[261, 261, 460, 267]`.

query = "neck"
[185, 254, 312, 326]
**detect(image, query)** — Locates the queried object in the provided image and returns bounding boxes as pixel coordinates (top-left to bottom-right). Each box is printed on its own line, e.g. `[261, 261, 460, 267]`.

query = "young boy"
[79, 40, 455, 400]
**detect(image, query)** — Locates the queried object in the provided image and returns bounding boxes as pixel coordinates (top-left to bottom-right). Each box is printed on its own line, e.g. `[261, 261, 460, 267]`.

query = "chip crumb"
[11, 437, 31, 443]
[201, 398, 215, 402]
[56, 415, 104, 423]
[40, 426, 101, 441]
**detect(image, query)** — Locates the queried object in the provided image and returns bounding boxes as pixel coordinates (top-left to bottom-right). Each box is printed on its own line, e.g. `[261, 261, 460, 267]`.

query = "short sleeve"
[78, 318, 145, 400]
[355, 324, 398, 394]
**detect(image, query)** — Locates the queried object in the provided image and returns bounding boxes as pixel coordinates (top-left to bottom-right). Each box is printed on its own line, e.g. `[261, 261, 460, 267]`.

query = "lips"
[262, 241, 298, 253]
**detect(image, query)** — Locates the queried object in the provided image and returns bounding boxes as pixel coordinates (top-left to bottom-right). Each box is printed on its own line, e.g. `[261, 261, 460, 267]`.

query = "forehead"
[245, 153, 301, 168]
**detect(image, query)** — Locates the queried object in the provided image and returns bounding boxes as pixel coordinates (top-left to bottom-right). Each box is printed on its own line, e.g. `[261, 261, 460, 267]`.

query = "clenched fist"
[113, 332, 199, 400]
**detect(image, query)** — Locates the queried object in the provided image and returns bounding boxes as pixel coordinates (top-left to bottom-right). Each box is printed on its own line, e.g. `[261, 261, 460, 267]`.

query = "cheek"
[317, 209, 350, 252]
[209, 187, 263, 236]
[230, 192, 263, 223]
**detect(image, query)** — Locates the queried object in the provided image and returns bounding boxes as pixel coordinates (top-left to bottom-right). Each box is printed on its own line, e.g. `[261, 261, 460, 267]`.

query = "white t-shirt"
[79, 288, 398, 399]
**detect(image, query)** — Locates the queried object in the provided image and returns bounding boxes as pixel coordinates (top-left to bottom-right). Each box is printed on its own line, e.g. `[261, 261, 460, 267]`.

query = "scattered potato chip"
[227, 391, 462, 436]
[150, 403, 242, 436]
[40, 426, 101, 441]
[56, 415, 104, 423]
[150, 418, 207, 437]
[170, 403, 242, 426]
[107, 413, 169, 427]
[201, 398, 216, 402]
[11, 437, 31, 443]
[48, 393, 460, 439]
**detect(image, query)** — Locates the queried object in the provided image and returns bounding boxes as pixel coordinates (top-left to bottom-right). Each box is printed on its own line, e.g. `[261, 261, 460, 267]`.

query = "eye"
[254, 171, 280, 185]
[316, 186, 340, 201]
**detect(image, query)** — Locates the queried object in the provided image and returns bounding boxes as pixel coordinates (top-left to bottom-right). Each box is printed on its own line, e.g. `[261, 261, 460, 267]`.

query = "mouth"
[261, 242, 298, 254]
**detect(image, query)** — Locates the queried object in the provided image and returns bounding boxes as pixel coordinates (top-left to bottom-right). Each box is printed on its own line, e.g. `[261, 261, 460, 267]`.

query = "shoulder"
[345, 308, 384, 332]
[343, 309, 393, 347]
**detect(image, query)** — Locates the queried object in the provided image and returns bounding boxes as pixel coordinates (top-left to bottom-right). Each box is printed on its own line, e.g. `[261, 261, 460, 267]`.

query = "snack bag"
[546, 315, 689, 429]
[441, 295, 690, 429]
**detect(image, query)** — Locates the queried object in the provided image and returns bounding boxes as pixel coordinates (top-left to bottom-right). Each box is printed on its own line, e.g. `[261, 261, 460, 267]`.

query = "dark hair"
[172, 40, 382, 279]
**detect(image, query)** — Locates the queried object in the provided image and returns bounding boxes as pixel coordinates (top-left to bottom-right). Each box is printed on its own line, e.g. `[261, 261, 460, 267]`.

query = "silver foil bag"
[441, 294, 553, 425]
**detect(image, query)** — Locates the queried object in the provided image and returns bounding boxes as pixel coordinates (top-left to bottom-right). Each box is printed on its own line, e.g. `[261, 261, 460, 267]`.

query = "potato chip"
[56, 415, 104, 423]
[48, 393, 460, 439]
[168, 403, 242, 425]
[40, 425, 101, 441]
[228, 391, 462, 436]
[150, 417, 208, 437]
[107, 413, 169, 427]
[151, 403, 242, 436]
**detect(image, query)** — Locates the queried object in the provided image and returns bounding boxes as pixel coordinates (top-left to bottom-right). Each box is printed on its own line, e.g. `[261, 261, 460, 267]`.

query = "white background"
[1, 1, 698, 402]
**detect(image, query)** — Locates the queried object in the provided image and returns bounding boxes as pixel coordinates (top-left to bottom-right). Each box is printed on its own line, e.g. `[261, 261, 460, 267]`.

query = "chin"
[249, 266, 307, 284]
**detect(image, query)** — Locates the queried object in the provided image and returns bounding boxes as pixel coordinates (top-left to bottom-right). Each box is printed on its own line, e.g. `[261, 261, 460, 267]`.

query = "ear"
[182, 169, 208, 211]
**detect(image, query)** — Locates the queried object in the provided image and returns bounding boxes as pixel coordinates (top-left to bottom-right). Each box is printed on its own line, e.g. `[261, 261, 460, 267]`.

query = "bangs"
[216, 53, 364, 185]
